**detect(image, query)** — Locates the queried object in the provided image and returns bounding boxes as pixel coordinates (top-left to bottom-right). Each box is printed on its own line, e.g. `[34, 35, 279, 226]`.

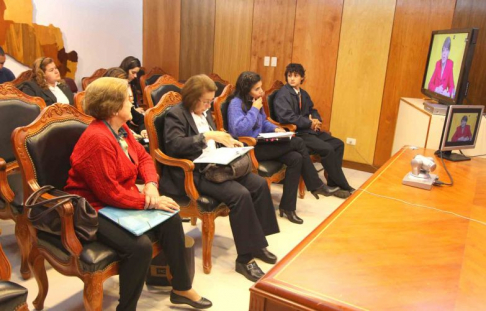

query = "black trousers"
[97, 214, 191, 311]
[254, 137, 323, 211]
[299, 131, 351, 190]
[197, 172, 279, 255]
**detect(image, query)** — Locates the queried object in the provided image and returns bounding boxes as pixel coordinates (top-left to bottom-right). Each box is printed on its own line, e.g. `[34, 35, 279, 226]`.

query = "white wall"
[8, 0, 142, 89]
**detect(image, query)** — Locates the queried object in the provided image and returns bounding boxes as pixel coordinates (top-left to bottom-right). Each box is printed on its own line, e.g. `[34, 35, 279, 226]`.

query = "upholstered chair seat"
[0, 281, 28, 311]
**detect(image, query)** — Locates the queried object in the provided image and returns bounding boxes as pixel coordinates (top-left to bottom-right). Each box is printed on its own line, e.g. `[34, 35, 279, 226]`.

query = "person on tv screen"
[428, 37, 455, 98]
[451, 115, 472, 142]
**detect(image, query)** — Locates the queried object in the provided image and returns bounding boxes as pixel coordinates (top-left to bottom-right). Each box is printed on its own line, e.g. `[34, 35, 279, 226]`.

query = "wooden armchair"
[144, 74, 184, 108]
[140, 67, 167, 95]
[0, 83, 46, 280]
[74, 91, 85, 112]
[0, 228, 29, 311]
[81, 68, 107, 90]
[144, 91, 230, 274]
[12, 70, 33, 86]
[208, 73, 229, 98]
[213, 84, 296, 192]
[11, 104, 163, 310]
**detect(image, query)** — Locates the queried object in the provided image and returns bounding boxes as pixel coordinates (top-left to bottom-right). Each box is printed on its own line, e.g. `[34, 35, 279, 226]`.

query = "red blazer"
[428, 59, 455, 97]
[65, 120, 158, 211]
[451, 125, 472, 142]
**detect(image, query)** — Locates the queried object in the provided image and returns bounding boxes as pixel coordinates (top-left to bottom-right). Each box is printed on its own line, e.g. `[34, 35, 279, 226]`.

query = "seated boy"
[273, 63, 354, 198]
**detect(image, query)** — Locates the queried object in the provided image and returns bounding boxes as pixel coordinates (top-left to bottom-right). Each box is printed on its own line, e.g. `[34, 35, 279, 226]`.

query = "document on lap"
[257, 132, 294, 139]
[193, 146, 254, 165]
[99, 207, 179, 236]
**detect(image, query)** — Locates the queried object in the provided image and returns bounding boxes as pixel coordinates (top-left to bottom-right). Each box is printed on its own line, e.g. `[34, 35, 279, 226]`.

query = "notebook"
[257, 132, 294, 144]
[193, 146, 254, 165]
[98, 207, 179, 236]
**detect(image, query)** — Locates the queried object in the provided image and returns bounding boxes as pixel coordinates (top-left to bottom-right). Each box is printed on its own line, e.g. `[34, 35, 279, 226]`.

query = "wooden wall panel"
[180, 0, 216, 80]
[250, 0, 296, 91]
[213, 0, 254, 85]
[143, 0, 181, 79]
[330, 0, 396, 164]
[373, 0, 456, 167]
[452, 0, 486, 108]
[291, 0, 344, 132]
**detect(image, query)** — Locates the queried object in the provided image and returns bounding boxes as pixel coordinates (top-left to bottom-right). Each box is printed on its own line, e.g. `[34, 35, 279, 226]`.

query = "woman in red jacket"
[64, 77, 211, 310]
[428, 37, 455, 98]
[451, 115, 473, 142]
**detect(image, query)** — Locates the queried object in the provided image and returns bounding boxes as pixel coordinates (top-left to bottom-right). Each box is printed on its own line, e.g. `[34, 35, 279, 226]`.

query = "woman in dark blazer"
[161, 74, 280, 283]
[18, 57, 74, 106]
[227, 71, 339, 224]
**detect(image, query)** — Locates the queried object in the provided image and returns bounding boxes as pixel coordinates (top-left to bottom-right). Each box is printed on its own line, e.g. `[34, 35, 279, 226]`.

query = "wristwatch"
[146, 181, 158, 188]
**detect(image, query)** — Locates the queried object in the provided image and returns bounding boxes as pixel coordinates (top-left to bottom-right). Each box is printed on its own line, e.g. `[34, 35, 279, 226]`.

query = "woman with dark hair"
[18, 57, 74, 106]
[119, 56, 144, 109]
[451, 115, 472, 142]
[103, 67, 147, 138]
[162, 74, 280, 282]
[428, 36, 455, 98]
[227, 71, 338, 224]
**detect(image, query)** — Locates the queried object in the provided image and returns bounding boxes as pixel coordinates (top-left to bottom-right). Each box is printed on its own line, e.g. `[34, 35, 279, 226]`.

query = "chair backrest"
[144, 91, 182, 175]
[64, 77, 78, 94]
[12, 104, 93, 192]
[12, 70, 33, 86]
[74, 91, 85, 112]
[0, 83, 46, 164]
[264, 80, 284, 121]
[208, 73, 229, 98]
[212, 84, 235, 131]
[140, 67, 167, 92]
[81, 68, 107, 90]
[144, 75, 183, 109]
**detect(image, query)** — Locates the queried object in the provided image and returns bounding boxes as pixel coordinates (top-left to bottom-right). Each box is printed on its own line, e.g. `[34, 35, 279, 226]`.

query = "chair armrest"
[0, 158, 14, 203]
[266, 118, 297, 132]
[30, 189, 83, 257]
[237, 137, 259, 172]
[153, 149, 200, 201]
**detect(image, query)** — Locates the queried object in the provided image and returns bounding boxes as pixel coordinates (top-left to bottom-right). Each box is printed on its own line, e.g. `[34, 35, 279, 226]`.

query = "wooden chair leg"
[15, 215, 31, 280]
[201, 214, 216, 274]
[266, 179, 272, 192]
[298, 176, 306, 199]
[190, 217, 197, 226]
[30, 247, 48, 310]
[83, 274, 104, 311]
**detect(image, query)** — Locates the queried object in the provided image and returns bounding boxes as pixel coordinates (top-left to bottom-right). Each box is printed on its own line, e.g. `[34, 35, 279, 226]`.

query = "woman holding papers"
[65, 78, 212, 310]
[162, 74, 279, 283]
[227, 71, 338, 224]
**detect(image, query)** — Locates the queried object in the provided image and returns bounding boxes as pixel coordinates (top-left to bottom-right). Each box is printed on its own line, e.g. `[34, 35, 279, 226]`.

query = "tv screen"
[421, 28, 478, 105]
[439, 105, 484, 151]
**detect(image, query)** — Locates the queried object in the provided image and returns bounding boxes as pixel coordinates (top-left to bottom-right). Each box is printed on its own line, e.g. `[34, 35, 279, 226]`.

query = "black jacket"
[18, 80, 74, 106]
[273, 84, 322, 135]
[160, 103, 217, 196]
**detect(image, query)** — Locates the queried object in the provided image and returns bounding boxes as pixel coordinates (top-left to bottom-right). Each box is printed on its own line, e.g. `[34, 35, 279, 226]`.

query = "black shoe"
[279, 209, 303, 225]
[170, 291, 213, 309]
[311, 184, 340, 199]
[333, 187, 356, 199]
[235, 260, 265, 282]
[253, 247, 278, 264]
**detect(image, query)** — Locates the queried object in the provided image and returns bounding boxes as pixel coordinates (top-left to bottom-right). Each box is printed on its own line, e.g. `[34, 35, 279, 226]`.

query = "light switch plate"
[264, 56, 270, 67]
[271, 57, 277, 67]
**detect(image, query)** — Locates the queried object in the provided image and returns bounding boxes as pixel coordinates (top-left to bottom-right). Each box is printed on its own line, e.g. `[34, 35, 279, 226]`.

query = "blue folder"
[98, 207, 179, 236]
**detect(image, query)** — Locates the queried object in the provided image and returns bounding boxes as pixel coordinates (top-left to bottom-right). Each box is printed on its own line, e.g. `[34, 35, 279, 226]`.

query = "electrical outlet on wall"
[264, 56, 270, 67]
[346, 138, 357, 145]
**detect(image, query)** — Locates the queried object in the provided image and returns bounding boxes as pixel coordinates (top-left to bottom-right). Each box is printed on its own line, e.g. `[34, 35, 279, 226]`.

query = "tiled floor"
[0, 167, 372, 310]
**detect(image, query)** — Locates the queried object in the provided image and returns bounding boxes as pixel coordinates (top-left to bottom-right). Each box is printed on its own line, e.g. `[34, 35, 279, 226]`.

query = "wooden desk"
[250, 147, 486, 310]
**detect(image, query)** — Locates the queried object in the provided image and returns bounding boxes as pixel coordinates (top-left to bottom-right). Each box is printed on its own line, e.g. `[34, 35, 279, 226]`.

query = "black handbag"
[24, 185, 98, 242]
[200, 153, 252, 183]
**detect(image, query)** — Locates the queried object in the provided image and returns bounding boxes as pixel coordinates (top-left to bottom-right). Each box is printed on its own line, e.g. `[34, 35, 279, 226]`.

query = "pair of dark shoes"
[170, 291, 212, 309]
[279, 209, 303, 224]
[333, 187, 356, 199]
[311, 184, 340, 199]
